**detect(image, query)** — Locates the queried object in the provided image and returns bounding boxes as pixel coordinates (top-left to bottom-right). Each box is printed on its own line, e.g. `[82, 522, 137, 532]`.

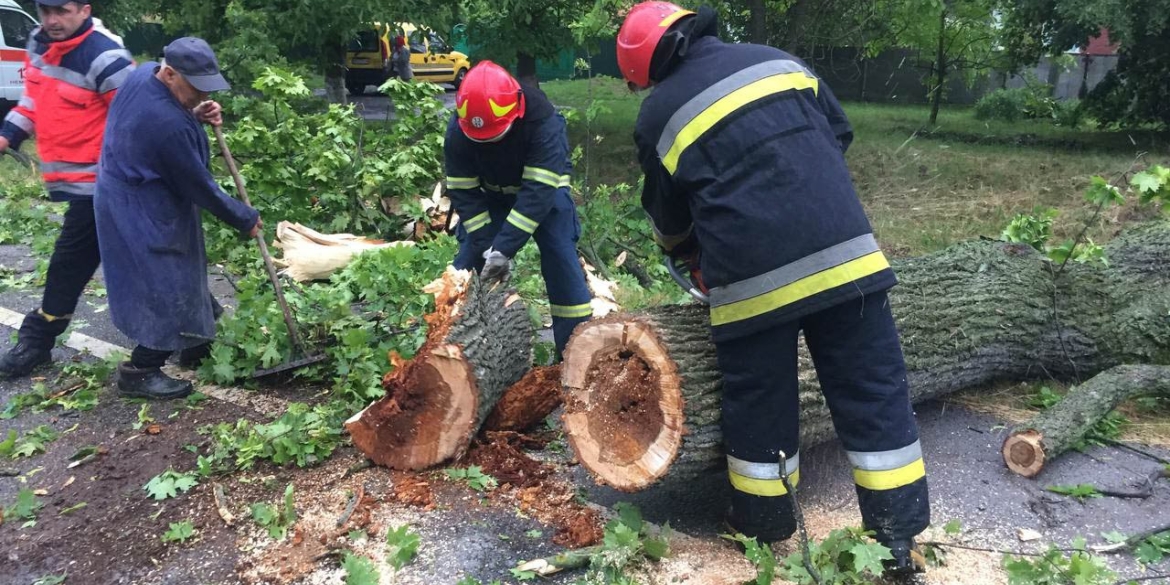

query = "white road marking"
[0, 306, 287, 416]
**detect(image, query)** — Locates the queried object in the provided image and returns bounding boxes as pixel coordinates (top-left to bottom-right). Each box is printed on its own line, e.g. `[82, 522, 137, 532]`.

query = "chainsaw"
[664, 253, 709, 305]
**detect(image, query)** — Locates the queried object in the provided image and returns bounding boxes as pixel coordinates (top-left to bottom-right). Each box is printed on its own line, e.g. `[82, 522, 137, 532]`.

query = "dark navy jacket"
[444, 84, 572, 260]
[634, 36, 896, 341]
[94, 64, 257, 351]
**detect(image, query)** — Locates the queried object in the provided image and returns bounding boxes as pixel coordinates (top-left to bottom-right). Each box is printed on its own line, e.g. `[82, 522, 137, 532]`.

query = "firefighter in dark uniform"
[617, 2, 930, 576]
[444, 61, 592, 354]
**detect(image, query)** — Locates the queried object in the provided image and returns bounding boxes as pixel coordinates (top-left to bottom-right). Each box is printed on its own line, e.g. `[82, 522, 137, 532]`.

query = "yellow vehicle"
[345, 22, 471, 95]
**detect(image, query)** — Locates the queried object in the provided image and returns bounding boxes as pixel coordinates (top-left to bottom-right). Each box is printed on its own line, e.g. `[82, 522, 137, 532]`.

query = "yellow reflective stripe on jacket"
[708, 234, 888, 327]
[656, 60, 818, 175]
[522, 166, 571, 189]
[463, 211, 491, 233]
[853, 459, 926, 491]
[447, 176, 480, 190]
[550, 303, 592, 318]
[730, 469, 801, 497]
[506, 209, 539, 234]
[727, 454, 800, 497]
[847, 441, 925, 491]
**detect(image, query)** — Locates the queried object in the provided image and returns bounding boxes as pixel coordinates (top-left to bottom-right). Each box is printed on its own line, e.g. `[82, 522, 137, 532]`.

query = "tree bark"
[747, 0, 768, 45]
[928, 8, 948, 125]
[324, 43, 348, 104]
[1002, 365, 1170, 478]
[517, 53, 539, 86]
[346, 269, 533, 469]
[561, 222, 1170, 491]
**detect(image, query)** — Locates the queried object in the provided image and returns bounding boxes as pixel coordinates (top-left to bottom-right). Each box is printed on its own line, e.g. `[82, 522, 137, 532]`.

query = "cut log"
[1002, 364, 1170, 477]
[346, 268, 533, 469]
[483, 365, 564, 432]
[562, 222, 1170, 491]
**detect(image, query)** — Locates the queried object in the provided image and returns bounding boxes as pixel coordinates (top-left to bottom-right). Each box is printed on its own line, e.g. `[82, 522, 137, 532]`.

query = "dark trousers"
[716, 290, 930, 543]
[19, 200, 102, 348]
[453, 193, 592, 354]
[131, 345, 172, 369]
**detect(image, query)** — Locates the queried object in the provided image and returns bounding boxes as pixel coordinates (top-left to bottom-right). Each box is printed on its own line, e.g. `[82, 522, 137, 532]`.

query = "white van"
[0, 0, 37, 109]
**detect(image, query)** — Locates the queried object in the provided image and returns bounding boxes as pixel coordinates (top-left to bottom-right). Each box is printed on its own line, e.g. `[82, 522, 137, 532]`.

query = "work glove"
[480, 248, 511, 285]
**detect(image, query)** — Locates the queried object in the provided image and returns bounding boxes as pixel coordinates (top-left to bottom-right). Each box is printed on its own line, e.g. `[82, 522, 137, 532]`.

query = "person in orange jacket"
[0, 0, 135, 377]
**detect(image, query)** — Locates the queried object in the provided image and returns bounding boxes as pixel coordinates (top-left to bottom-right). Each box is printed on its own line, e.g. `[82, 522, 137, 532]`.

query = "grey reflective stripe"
[655, 59, 812, 160]
[87, 48, 132, 80]
[650, 216, 693, 250]
[484, 181, 521, 195]
[709, 234, 882, 307]
[41, 161, 98, 174]
[39, 65, 94, 90]
[5, 110, 34, 133]
[727, 453, 800, 479]
[846, 441, 922, 471]
[97, 65, 132, 93]
[17, 96, 35, 110]
[44, 181, 96, 196]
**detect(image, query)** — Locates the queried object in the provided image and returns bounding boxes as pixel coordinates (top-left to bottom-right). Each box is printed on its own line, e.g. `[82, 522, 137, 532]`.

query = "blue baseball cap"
[163, 37, 230, 93]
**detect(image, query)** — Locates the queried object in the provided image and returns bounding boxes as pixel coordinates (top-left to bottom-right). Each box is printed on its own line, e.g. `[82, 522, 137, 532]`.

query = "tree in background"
[1000, 0, 1170, 128]
[459, 0, 619, 83]
[95, 0, 453, 103]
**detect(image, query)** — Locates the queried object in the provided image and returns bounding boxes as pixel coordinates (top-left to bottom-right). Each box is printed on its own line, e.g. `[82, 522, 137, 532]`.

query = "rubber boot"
[177, 343, 212, 369]
[882, 539, 927, 581]
[0, 309, 69, 378]
[724, 491, 797, 544]
[117, 362, 193, 400]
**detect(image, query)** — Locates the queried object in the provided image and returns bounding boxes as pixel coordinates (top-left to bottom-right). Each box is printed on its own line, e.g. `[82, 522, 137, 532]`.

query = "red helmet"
[455, 61, 525, 142]
[617, 1, 695, 89]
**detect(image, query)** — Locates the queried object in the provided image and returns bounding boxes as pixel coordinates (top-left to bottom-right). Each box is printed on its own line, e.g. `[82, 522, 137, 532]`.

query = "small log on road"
[1003, 364, 1170, 477]
[346, 268, 533, 469]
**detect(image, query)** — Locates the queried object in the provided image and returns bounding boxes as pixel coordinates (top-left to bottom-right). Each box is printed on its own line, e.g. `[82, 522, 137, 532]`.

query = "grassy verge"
[543, 77, 1169, 257]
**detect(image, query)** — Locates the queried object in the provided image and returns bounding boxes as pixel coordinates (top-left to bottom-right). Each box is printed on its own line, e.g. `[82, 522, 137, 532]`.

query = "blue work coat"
[94, 64, 258, 351]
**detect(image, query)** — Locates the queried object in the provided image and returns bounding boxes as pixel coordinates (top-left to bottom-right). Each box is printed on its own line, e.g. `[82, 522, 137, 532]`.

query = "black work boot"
[724, 492, 797, 544]
[177, 343, 212, 369]
[882, 539, 927, 581]
[0, 342, 52, 378]
[0, 309, 69, 378]
[117, 362, 193, 400]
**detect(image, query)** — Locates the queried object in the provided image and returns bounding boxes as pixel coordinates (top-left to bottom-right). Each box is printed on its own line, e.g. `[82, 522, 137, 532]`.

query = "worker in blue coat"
[617, 3, 930, 577]
[443, 61, 592, 355]
[94, 37, 260, 399]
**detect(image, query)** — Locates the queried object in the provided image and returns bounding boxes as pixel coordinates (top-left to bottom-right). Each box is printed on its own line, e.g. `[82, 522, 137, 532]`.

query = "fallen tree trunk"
[1002, 364, 1170, 477]
[562, 222, 1170, 491]
[346, 268, 533, 469]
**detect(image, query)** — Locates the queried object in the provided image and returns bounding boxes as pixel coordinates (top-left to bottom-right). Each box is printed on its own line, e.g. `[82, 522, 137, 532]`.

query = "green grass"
[543, 78, 1170, 256]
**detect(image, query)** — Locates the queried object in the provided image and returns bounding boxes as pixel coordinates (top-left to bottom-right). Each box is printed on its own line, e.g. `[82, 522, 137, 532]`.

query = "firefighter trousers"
[453, 190, 592, 354]
[715, 290, 930, 544]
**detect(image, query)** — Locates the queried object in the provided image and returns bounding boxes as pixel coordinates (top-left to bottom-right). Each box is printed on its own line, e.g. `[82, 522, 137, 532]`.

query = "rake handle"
[213, 125, 307, 356]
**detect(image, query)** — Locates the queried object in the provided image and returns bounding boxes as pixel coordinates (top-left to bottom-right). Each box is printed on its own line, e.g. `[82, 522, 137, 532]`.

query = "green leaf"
[162, 520, 196, 544]
[0, 429, 16, 455]
[850, 541, 894, 575]
[342, 552, 381, 585]
[509, 567, 537, 581]
[1083, 176, 1124, 207]
[31, 573, 67, 585]
[385, 524, 420, 571]
[1045, 483, 1102, 500]
[143, 469, 200, 500]
[4, 488, 42, 521]
[1100, 530, 1127, 544]
[1131, 171, 1161, 194]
